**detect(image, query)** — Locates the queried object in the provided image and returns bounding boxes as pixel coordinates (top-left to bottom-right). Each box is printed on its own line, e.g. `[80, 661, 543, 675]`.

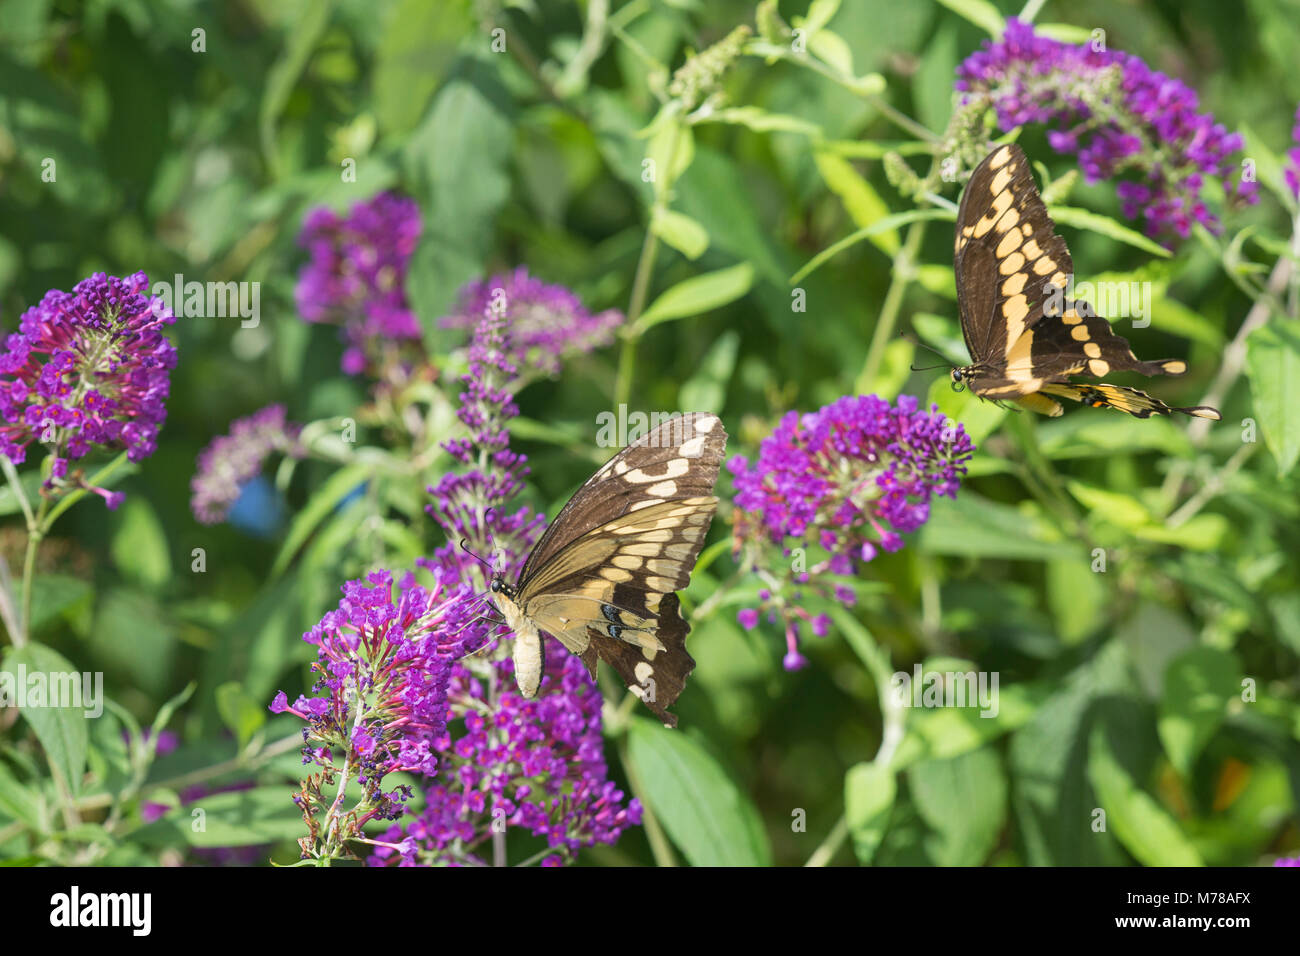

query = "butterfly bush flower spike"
[269, 570, 486, 862]
[0, 271, 177, 508]
[295, 192, 423, 375]
[730, 395, 973, 669]
[955, 18, 1256, 239]
[441, 268, 622, 378]
[190, 404, 304, 524]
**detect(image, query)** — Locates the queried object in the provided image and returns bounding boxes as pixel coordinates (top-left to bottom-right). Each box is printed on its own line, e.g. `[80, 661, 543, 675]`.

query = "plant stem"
[856, 219, 929, 391]
[805, 813, 848, 867]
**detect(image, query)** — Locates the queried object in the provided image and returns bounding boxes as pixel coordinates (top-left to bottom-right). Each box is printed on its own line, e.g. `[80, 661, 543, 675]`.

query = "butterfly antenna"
[902, 331, 958, 372]
[459, 538, 496, 573]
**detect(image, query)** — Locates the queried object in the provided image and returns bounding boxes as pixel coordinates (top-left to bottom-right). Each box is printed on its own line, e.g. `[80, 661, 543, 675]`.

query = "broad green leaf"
[909, 746, 1006, 866]
[813, 151, 898, 254]
[111, 497, 172, 590]
[935, 0, 1005, 37]
[790, 209, 955, 284]
[1245, 319, 1300, 476]
[0, 761, 43, 831]
[1087, 723, 1203, 866]
[215, 681, 267, 750]
[702, 107, 822, 137]
[918, 492, 1072, 562]
[646, 118, 694, 189]
[797, 0, 841, 36]
[1066, 480, 1151, 530]
[270, 461, 371, 577]
[1048, 205, 1172, 258]
[2, 642, 89, 797]
[626, 718, 772, 866]
[132, 786, 304, 849]
[27, 574, 92, 636]
[808, 28, 854, 78]
[844, 761, 895, 864]
[678, 330, 739, 413]
[1046, 557, 1106, 645]
[1134, 514, 1228, 552]
[633, 262, 754, 334]
[373, 0, 472, 135]
[1158, 647, 1240, 777]
[894, 679, 1047, 767]
[651, 207, 709, 260]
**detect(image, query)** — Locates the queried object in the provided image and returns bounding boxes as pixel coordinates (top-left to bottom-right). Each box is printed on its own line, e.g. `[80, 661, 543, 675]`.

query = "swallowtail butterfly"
[950, 143, 1220, 420]
[490, 412, 726, 727]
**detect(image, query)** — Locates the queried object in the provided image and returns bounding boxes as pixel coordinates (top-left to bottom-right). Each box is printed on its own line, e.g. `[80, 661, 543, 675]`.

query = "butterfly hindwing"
[952, 143, 1220, 420]
[504, 412, 726, 726]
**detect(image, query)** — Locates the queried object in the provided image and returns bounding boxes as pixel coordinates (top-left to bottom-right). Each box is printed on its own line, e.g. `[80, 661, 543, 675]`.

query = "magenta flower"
[295, 192, 422, 375]
[956, 18, 1256, 239]
[368, 651, 642, 867]
[190, 404, 303, 524]
[441, 268, 622, 377]
[271, 570, 486, 789]
[729, 394, 973, 668]
[1285, 105, 1300, 199]
[0, 271, 177, 506]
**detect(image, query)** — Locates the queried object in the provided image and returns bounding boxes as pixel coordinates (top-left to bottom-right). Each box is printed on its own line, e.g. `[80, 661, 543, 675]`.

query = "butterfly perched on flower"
[489, 412, 726, 727]
[949, 143, 1220, 420]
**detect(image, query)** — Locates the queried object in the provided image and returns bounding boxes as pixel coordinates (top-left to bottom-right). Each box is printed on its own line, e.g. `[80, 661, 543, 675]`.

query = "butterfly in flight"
[489, 412, 726, 727]
[948, 143, 1220, 420]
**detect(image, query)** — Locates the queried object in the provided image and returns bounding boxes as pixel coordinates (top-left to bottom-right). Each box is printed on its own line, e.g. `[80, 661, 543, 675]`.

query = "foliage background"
[1, 0, 1299, 866]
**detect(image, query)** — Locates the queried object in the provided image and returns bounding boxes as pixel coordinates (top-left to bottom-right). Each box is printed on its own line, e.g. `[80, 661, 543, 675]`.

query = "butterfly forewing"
[952, 143, 1220, 420]
[509, 412, 727, 726]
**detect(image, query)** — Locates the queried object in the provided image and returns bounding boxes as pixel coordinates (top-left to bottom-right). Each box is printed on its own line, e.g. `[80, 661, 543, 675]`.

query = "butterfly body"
[490, 412, 727, 726]
[951, 143, 1219, 421]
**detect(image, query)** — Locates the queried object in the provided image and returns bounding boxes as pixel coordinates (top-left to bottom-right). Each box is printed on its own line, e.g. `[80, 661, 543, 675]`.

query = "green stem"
[856, 219, 929, 391]
[805, 813, 848, 867]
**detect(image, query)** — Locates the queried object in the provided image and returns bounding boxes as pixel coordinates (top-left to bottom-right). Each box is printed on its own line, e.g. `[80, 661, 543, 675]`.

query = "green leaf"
[1066, 480, 1151, 530]
[0, 761, 44, 832]
[626, 718, 772, 865]
[844, 761, 895, 864]
[1035, 23, 1096, 44]
[790, 209, 955, 284]
[111, 497, 172, 590]
[1134, 514, 1228, 552]
[797, 0, 841, 36]
[650, 207, 710, 260]
[702, 107, 822, 137]
[1245, 319, 1300, 476]
[1046, 558, 1106, 645]
[131, 786, 304, 849]
[926, 374, 1007, 444]
[909, 746, 1007, 866]
[809, 28, 854, 78]
[27, 574, 92, 636]
[2, 642, 90, 797]
[918, 492, 1073, 562]
[258, 0, 333, 177]
[813, 151, 899, 254]
[915, 264, 957, 300]
[1048, 205, 1172, 258]
[1158, 647, 1240, 777]
[215, 681, 267, 751]
[633, 262, 754, 334]
[270, 461, 371, 577]
[1087, 723, 1203, 866]
[935, 0, 1005, 37]
[679, 330, 739, 413]
[372, 0, 472, 136]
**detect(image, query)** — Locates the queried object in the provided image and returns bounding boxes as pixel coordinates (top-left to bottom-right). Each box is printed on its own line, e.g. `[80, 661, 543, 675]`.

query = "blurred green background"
[2, 0, 1299, 866]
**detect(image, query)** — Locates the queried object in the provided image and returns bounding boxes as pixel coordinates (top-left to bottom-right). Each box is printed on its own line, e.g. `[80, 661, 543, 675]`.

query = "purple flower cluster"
[271, 570, 485, 785]
[729, 394, 973, 669]
[422, 295, 544, 587]
[190, 404, 303, 524]
[295, 192, 423, 375]
[1285, 105, 1300, 199]
[441, 268, 622, 377]
[369, 651, 642, 866]
[956, 18, 1256, 239]
[0, 272, 176, 506]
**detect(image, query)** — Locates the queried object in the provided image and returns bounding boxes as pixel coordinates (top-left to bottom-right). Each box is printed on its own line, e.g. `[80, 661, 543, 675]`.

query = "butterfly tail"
[1041, 383, 1221, 420]
[584, 593, 695, 728]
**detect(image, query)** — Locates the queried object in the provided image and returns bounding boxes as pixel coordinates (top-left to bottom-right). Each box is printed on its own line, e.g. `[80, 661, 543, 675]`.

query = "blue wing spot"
[601, 604, 623, 625]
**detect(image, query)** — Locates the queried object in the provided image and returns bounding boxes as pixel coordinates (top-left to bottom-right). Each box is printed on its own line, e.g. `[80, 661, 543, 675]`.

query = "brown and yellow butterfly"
[490, 412, 726, 727]
[949, 143, 1220, 420]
